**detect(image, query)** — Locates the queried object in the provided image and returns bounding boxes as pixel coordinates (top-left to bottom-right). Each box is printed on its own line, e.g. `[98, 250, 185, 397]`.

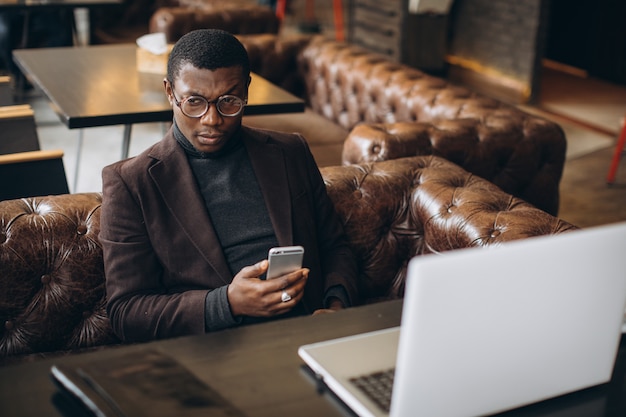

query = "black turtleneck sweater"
[174, 124, 278, 276]
[173, 123, 309, 330]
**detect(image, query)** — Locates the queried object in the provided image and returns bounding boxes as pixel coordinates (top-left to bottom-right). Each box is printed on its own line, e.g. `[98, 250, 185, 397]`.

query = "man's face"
[165, 63, 250, 154]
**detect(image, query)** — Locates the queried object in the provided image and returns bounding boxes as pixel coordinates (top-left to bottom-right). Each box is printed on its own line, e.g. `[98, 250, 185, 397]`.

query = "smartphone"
[266, 246, 304, 279]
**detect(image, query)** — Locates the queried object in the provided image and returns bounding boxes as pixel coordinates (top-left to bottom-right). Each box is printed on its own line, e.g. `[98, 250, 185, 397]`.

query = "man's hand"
[227, 260, 309, 317]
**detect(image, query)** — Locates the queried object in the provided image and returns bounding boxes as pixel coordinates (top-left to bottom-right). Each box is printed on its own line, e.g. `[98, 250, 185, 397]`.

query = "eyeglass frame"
[170, 86, 247, 118]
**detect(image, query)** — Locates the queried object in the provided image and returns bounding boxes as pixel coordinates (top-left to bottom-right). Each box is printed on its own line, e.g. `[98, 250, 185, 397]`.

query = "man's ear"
[163, 79, 173, 104]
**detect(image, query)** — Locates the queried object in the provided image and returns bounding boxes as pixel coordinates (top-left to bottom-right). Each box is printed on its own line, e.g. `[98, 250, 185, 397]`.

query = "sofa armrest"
[342, 118, 566, 216]
[321, 156, 576, 303]
[149, 5, 280, 43]
[0, 193, 119, 362]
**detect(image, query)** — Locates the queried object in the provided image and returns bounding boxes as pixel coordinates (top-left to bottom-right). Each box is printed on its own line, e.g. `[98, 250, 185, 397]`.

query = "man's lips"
[197, 132, 223, 143]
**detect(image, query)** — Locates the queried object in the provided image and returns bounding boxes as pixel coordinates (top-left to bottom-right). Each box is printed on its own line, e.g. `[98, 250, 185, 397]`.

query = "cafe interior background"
[2, 0, 626, 228]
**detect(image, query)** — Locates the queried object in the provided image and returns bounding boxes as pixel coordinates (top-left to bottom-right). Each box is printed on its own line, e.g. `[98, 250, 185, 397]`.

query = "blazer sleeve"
[100, 162, 207, 342]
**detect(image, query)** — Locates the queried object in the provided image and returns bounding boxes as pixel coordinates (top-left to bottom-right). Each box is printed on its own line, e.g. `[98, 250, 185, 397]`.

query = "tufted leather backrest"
[150, 4, 280, 43]
[321, 156, 576, 302]
[0, 156, 576, 362]
[236, 34, 567, 216]
[238, 33, 313, 100]
[238, 35, 554, 133]
[0, 193, 118, 363]
[341, 120, 566, 215]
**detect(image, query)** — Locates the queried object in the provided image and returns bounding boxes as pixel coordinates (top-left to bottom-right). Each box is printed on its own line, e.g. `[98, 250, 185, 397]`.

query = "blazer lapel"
[147, 132, 232, 284]
[243, 127, 294, 246]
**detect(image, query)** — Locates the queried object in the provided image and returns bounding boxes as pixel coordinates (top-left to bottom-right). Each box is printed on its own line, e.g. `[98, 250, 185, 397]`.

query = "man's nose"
[200, 103, 223, 125]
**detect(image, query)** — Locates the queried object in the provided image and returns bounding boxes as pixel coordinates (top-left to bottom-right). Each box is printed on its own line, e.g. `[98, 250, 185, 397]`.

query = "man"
[100, 29, 358, 343]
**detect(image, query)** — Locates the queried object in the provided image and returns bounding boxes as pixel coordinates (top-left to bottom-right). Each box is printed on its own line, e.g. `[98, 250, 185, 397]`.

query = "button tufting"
[41, 274, 51, 285]
[76, 225, 88, 235]
[0, 232, 5, 244]
[82, 311, 91, 319]
[5, 320, 14, 330]
[371, 144, 381, 154]
[490, 230, 502, 238]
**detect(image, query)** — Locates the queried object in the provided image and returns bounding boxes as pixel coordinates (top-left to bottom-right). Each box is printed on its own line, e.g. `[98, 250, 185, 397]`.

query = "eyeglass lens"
[182, 95, 244, 117]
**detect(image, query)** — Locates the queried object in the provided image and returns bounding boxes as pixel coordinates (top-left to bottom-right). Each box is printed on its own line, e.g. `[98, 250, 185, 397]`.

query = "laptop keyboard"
[349, 368, 395, 412]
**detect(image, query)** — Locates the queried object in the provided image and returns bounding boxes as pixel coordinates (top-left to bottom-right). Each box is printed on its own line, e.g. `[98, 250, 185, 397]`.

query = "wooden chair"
[0, 150, 70, 200]
[0, 104, 40, 154]
[0, 76, 13, 106]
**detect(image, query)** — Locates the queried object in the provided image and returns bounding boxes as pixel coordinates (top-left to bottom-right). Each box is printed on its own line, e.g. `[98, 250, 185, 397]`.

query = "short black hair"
[166, 29, 250, 85]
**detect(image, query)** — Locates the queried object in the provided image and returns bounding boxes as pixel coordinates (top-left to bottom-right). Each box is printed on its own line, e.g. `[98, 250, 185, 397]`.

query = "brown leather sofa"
[149, 2, 280, 43]
[90, 0, 279, 44]
[0, 156, 576, 364]
[235, 34, 566, 216]
[89, 0, 177, 44]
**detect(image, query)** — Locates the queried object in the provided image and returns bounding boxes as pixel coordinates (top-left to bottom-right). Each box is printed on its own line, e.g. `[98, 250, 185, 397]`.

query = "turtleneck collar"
[172, 120, 243, 159]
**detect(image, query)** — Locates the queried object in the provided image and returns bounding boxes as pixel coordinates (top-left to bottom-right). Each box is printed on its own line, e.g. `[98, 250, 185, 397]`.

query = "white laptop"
[299, 222, 626, 417]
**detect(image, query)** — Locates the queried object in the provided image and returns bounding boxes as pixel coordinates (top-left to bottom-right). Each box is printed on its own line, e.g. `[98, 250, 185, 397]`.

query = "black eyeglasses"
[171, 87, 246, 118]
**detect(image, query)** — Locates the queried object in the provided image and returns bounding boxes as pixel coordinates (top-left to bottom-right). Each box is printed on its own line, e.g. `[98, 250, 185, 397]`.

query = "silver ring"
[281, 290, 292, 303]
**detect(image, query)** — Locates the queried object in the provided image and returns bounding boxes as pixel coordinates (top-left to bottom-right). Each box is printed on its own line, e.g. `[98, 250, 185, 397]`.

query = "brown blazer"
[100, 126, 358, 342]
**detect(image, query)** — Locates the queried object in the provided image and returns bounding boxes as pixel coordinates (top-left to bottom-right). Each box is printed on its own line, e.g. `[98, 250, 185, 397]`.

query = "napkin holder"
[136, 44, 173, 74]
[135, 33, 173, 74]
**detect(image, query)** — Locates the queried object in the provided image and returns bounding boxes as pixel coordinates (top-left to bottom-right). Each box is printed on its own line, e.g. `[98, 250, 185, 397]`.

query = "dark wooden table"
[0, 301, 401, 417]
[12, 43, 305, 158]
[0, 299, 625, 417]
